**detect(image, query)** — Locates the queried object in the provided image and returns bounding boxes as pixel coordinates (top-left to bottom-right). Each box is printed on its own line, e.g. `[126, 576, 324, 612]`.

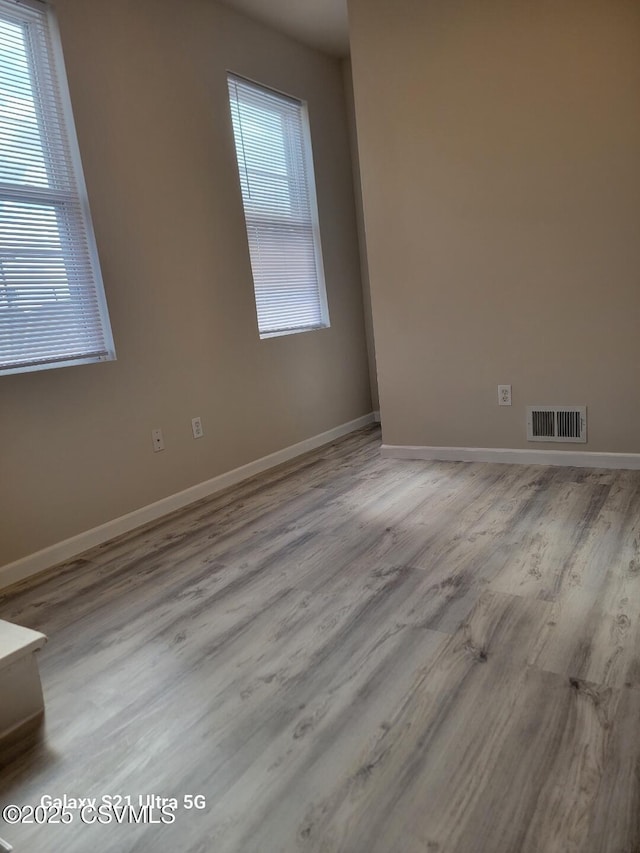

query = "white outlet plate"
[498, 385, 512, 406]
[191, 417, 204, 439]
[152, 428, 165, 452]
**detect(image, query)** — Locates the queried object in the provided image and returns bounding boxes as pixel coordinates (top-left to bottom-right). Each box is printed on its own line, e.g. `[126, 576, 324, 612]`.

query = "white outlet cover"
[498, 385, 512, 406]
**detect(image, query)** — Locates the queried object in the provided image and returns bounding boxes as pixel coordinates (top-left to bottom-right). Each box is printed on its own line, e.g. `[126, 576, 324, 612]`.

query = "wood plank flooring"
[1, 426, 640, 852]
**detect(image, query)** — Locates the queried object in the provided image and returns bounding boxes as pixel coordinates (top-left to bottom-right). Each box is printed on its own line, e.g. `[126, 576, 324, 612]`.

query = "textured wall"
[349, 0, 640, 451]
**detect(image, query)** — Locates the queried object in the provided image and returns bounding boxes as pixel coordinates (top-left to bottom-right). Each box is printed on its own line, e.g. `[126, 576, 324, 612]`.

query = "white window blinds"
[0, 0, 114, 375]
[227, 74, 329, 338]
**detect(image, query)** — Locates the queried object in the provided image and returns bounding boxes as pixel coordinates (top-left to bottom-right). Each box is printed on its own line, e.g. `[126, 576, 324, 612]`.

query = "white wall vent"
[526, 406, 587, 443]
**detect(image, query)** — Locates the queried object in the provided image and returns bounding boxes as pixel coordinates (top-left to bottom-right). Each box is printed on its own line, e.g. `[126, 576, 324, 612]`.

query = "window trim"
[227, 73, 330, 340]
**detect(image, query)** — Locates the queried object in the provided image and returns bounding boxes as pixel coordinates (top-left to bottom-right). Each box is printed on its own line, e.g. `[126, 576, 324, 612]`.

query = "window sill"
[259, 323, 330, 340]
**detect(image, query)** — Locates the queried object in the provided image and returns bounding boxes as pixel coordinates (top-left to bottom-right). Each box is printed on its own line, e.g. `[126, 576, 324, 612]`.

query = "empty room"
[1, 0, 639, 851]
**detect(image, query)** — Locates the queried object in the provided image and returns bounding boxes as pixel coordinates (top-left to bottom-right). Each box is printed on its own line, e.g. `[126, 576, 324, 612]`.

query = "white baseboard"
[0, 413, 375, 592]
[373, 410, 381, 423]
[381, 443, 640, 470]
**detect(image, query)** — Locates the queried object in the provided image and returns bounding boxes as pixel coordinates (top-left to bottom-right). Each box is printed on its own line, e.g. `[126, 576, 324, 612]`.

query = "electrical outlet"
[498, 385, 512, 406]
[191, 417, 204, 439]
[152, 428, 165, 452]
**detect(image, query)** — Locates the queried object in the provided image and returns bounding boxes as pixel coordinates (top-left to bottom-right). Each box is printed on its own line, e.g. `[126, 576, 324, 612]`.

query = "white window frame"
[0, 0, 115, 376]
[227, 73, 330, 339]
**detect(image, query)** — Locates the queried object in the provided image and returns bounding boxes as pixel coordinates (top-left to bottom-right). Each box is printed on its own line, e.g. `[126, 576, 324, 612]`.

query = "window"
[0, 0, 114, 376]
[227, 74, 329, 338]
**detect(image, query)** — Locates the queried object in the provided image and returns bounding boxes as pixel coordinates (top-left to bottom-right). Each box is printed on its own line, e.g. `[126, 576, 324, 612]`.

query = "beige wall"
[349, 0, 640, 451]
[342, 59, 379, 411]
[0, 0, 372, 567]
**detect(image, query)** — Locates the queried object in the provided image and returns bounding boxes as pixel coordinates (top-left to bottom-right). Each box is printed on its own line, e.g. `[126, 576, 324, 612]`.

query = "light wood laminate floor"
[2, 426, 640, 852]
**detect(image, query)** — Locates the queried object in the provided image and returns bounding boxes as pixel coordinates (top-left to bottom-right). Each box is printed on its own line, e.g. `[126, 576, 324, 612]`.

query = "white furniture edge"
[0, 413, 376, 591]
[0, 621, 47, 669]
[381, 443, 640, 469]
